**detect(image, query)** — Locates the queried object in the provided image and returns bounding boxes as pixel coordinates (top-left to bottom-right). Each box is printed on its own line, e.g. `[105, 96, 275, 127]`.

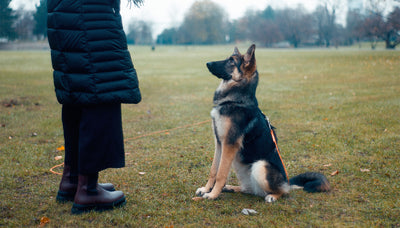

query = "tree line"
[156, 0, 400, 49]
[1, 0, 400, 49]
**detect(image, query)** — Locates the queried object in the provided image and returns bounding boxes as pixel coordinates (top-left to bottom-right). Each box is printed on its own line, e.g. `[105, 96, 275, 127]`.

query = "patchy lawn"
[0, 46, 399, 227]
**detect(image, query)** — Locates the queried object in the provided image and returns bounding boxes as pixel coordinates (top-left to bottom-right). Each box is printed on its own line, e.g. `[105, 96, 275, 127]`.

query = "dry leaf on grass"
[192, 197, 204, 201]
[360, 168, 370, 172]
[56, 146, 65, 151]
[40, 216, 50, 227]
[54, 156, 63, 161]
[331, 170, 339, 176]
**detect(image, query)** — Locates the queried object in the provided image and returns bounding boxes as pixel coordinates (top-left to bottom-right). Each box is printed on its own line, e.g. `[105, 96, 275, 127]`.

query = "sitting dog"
[196, 44, 330, 203]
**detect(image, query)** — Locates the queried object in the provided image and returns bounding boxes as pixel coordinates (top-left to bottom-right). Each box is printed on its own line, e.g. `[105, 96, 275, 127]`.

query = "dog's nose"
[206, 62, 212, 69]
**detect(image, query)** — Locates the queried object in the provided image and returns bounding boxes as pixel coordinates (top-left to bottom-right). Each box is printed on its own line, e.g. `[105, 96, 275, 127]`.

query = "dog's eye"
[228, 57, 235, 65]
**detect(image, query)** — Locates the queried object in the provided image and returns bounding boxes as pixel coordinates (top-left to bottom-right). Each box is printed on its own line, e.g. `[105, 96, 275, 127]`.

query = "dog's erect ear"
[233, 47, 241, 56]
[244, 44, 256, 69]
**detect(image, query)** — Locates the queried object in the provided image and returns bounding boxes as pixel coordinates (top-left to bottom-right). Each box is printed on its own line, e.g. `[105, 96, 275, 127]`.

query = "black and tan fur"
[196, 45, 330, 203]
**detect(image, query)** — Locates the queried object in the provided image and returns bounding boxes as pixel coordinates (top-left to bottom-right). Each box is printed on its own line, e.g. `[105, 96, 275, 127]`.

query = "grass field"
[0, 45, 399, 227]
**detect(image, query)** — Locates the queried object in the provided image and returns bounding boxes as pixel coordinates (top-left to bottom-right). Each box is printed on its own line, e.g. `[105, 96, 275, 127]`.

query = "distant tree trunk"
[385, 39, 396, 49]
[370, 37, 378, 50]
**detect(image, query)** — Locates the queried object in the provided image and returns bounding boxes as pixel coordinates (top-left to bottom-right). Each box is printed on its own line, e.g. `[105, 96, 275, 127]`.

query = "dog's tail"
[289, 172, 331, 193]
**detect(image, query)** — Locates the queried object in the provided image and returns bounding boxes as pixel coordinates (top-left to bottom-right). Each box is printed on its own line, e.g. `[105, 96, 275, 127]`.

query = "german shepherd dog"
[195, 44, 330, 203]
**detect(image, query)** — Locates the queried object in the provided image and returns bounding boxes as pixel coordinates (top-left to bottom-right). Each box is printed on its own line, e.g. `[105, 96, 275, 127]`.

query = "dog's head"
[206, 44, 257, 83]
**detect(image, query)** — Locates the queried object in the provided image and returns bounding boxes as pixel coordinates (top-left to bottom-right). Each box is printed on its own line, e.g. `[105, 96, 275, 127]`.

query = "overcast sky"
[11, 0, 373, 37]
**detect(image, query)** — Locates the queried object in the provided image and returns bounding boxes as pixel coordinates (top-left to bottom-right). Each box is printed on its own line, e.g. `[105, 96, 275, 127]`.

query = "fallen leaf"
[323, 164, 332, 167]
[360, 168, 370, 172]
[331, 170, 339, 176]
[54, 156, 63, 161]
[138, 172, 146, 175]
[192, 197, 204, 201]
[40, 216, 50, 227]
[56, 146, 65, 151]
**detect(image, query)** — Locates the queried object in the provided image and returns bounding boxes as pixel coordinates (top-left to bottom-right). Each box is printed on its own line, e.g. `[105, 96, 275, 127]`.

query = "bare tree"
[178, 0, 228, 44]
[361, 13, 385, 49]
[13, 9, 35, 40]
[361, 1, 400, 49]
[385, 6, 400, 48]
[232, 7, 283, 47]
[126, 20, 153, 45]
[314, 0, 343, 47]
[345, 9, 365, 47]
[276, 6, 313, 48]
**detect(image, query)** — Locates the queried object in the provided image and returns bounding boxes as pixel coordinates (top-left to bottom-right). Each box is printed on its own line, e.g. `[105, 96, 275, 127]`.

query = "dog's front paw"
[196, 187, 209, 197]
[202, 192, 218, 200]
[265, 194, 277, 203]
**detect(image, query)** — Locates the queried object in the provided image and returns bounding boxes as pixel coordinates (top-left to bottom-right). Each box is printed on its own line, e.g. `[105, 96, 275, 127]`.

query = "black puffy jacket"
[47, 0, 141, 105]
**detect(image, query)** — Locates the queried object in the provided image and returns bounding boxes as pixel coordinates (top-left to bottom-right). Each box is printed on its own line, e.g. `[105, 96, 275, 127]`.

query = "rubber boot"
[56, 165, 116, 203]
[71, 173, 126, 214]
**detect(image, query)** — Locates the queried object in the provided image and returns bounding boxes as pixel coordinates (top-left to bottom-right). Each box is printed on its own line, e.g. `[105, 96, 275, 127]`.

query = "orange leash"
[50, 162, 64, 175]
[265, 115, 289, 183]
[270, 129, 289, 183]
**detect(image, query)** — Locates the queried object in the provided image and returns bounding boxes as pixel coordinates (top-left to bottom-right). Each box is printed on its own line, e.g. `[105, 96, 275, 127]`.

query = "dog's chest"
[211, 107, 229, 138]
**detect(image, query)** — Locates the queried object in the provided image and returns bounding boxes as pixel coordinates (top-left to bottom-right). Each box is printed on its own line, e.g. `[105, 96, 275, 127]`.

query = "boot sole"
[71, 196, 126, 214]
[56, 186, 116, 203]
[56, 191, 75, 203]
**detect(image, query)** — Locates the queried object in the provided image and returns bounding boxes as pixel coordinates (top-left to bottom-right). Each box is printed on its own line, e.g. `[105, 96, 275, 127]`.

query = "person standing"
[47, 0, 142, 214]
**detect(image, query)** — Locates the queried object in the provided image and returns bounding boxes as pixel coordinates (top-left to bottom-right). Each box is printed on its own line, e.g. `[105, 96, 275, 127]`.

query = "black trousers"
[62, 104, 125, 175]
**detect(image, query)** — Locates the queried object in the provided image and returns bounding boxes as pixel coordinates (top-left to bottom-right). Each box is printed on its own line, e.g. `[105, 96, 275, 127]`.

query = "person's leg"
[78, 104, 125, 174]
[72, 104, 126, 213]
[56, 105, 81, 202]
[57, 105, 115, 203]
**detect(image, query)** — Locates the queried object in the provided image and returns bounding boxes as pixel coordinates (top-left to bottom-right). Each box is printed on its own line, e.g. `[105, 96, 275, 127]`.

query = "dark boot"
[56, 165, 116, 203]
[71, 173, 126, 214]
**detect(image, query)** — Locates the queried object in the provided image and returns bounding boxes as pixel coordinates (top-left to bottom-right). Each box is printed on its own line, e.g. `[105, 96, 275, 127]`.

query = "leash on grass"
[49, 119, 212, 175]
[50, 162, 64, 175]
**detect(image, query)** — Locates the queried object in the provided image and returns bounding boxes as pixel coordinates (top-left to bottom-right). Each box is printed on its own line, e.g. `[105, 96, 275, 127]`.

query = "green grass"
[1, 45, 399, 227]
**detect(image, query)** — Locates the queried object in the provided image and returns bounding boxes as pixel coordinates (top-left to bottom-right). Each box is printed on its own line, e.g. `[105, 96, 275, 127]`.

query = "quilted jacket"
[47, 0, 141, 105]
